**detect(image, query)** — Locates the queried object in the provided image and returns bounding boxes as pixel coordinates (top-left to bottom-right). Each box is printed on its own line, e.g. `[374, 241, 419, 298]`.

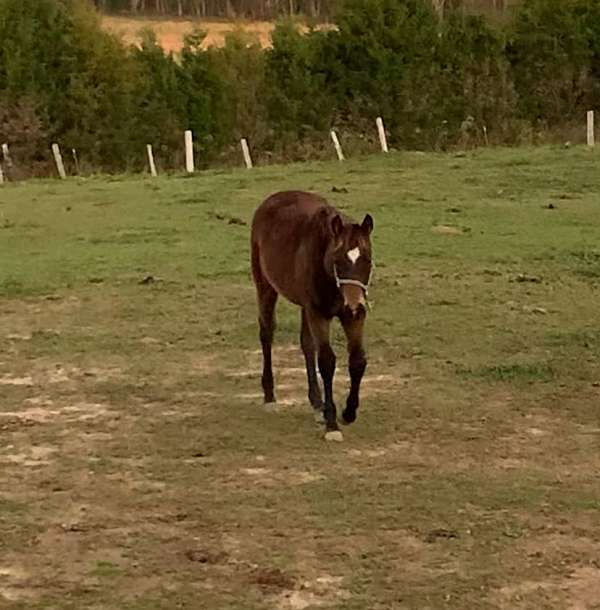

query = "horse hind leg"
[252, 246, 278, 404]
[300, 308, 323, 421]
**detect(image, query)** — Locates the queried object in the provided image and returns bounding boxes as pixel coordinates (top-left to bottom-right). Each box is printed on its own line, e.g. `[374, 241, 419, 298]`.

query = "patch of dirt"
[0, 365, 124, 388]
[345, 440, 477, 470]
[189, 354, 219, 375]
[140, 336, 162, 345]
[567, 567, 600, 610]
[61, 402, 110, 421]
[0, 404, 60, 424]
[492, 548, 600, 609]
[0, 565, 36, 602]
[184, 549, 228, 565]
[240, 467, 325, 486]
[524, 533, 600, 563]
[47, 367, 71, 383]
[2, 445, 58, 466]
[431, 225, 465, 235]
[495, 579, 557, 606]
[346, 447, 388, 458]
[0, 375, 33, 386]
[5, 333, 32, 341]
[236, 392, 264, 401]
[1, 398, 111, 430]
[250, 567, 295, 590]
[275, 574, 350, 610]
[82, 366, 124, 380]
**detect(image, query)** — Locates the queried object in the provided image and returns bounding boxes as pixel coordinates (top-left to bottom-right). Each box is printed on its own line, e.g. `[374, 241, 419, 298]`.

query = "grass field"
[1, 147, 600, 608]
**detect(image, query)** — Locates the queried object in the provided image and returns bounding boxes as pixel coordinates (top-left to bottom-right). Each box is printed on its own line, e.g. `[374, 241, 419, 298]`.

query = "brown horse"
[250, 191, 374, 441]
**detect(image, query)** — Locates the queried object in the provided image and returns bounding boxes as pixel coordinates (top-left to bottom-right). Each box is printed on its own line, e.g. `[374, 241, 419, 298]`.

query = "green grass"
[458, 362, 556, 383]
[1, 146, 600, 609]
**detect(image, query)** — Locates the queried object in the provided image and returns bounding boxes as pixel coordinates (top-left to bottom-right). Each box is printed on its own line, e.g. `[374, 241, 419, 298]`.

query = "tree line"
[93, 0, 515, 20]
[1, 0, 599, 178]
[94, 0, 339, 19]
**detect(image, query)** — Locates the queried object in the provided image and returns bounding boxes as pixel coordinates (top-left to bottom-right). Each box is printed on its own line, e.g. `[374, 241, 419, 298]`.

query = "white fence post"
[240, 138, 253, 169]
[147, 144, 158, 177]
[184, 130, 194, 173]
[72, 149, 80, 175]
[587, 111, 595, 147]
[376, 117, 388, 153]
[2, 143, 12, 170]
[330, 130, 344, 161]
[51, 143, 67, 179]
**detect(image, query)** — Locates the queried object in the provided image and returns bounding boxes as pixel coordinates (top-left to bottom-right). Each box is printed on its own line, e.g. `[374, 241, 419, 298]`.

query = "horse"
[250, 190, 374, 441]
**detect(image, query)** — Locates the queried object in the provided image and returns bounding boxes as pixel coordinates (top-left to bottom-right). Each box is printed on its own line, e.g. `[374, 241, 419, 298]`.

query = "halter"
[333, 264, 372, 310]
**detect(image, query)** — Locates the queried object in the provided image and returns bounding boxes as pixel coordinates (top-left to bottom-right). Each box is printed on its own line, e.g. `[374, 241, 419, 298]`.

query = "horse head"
[325, 212, 374, 317]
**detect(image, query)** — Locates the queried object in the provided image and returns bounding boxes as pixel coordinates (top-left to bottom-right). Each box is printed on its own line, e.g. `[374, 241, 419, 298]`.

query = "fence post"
[147, 144, 158, 177]
[72, 149, 80, 175]
[184, 130, 194, 173]
[2, 143, 13, 171]
[587, 110, 595, 147]
[0, 162, 4, 185]
[52, 143, 67, 179]
[376, 117, 388, 153]
[240, 139, 253, 169]
[330, 130, 344, 161]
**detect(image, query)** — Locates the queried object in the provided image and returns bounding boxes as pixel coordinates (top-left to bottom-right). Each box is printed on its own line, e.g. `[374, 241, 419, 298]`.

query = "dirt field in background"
[102, 15, 331, 51]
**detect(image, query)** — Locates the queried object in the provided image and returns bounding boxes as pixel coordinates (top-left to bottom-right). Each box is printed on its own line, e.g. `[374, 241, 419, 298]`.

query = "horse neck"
[310, 227, 337, 291]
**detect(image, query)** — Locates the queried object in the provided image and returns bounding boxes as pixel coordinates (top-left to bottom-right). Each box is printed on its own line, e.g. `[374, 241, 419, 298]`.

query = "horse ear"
[330, 214, 344, 239]
[361, 214, 374, 235]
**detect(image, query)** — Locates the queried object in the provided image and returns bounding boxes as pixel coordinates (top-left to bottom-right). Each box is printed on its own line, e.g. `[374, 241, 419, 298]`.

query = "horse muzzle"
[333, 265, 370, 317]
[341, 284, 367, 317]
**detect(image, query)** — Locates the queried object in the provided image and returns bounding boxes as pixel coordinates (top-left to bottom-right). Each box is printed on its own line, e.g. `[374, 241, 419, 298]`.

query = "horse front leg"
[305, 309, 342, 441]
[340, 314, 367, 425]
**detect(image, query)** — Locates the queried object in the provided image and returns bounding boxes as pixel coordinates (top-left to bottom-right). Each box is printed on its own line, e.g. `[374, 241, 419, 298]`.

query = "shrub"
[507, 0, 593, 124]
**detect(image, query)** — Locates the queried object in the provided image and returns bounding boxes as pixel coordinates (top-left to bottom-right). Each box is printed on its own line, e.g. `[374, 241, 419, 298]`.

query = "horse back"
[251, 191, 334, 305]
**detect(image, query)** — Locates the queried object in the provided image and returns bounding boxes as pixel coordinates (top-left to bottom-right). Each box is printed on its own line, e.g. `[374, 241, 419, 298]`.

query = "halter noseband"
[333, 265, 371, 298]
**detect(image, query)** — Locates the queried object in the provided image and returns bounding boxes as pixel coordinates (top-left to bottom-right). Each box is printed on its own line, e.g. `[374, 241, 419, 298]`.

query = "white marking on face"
[347, 247, 360, 264]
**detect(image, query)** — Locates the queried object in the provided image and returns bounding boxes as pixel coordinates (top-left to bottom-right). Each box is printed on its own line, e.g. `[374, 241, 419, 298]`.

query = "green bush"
[128, 30, 187, 169]
[0, 0, 134, 171]
[206, 30, 268, 159]
[328, 0, 440, 147]
[507, 0, 594, 124]
[264, 22, 335, 140]
[434, 11, 516, 147]
[178, 29, 233, 165]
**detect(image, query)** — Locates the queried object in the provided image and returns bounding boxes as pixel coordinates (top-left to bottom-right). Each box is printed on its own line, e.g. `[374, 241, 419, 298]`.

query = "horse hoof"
[264, 402, 278, 412]
[341, 409, 356, 425]
[313, 410, 325, 424]
[324, 430, 344, 442]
